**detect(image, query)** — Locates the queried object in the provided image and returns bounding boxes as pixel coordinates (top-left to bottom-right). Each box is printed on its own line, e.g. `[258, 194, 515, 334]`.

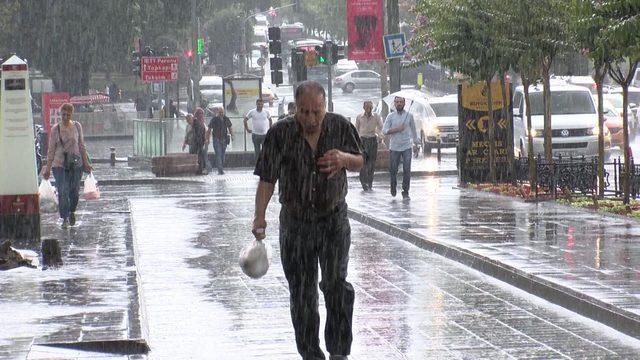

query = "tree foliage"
[596, 0, 640, 205]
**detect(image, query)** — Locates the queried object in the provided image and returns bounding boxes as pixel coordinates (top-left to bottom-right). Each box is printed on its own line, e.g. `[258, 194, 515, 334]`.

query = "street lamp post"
[240, 3, 296, 75]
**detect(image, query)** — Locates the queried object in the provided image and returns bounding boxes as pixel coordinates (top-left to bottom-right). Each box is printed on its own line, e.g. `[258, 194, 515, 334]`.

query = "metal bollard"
[110, 147, 116, 167]
[437, 139, 442, 163]
[42, 238, 63, 269]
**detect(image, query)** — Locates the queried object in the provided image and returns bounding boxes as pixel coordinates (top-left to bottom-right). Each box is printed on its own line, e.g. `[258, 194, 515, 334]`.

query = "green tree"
[571, 0, 613, 197]
[15, 1, 140, 94]
[413, 0, 510, 183]
[532, 1, 570, 162]
[598, 1, 640, 205]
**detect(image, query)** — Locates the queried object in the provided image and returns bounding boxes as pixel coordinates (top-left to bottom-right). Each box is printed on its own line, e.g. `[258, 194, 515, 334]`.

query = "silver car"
[334, 70, 381, 93]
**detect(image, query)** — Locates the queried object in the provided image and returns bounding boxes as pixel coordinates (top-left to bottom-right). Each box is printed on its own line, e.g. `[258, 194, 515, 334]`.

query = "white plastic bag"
[83, 173, 100, 200]
[239, 239, 272, 279]
[38, 179, 58, 213]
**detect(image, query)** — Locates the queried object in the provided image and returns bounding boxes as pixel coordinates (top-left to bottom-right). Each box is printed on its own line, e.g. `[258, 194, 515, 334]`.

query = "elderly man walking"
[355, 100, 383, 191]
[252, 81, 363, 359]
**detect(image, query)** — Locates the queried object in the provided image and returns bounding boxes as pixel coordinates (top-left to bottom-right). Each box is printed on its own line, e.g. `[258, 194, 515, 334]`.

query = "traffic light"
[196, 38, 203, 55]
[185, 49, 194, 59]
[315, 45, 327, 65]
[291, 49, 307, 82]
[332, 43, 345, 65]
[268, 27, 281, 56]
[270, 57, 283, 85]
[268, 26, 283, 85]
[131, 51, 141, 77]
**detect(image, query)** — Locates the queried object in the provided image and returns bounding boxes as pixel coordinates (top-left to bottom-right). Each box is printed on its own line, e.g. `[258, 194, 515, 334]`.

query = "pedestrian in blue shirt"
[382, 96, 419, 199]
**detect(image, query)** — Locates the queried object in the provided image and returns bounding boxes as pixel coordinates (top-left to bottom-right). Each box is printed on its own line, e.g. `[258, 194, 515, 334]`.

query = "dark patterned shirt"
[254, 112, 363, 217]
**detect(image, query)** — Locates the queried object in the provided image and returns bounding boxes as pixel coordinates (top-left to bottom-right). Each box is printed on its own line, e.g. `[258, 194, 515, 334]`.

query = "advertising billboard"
[347, 0, 384, 61]
[458, 81, 513, 183]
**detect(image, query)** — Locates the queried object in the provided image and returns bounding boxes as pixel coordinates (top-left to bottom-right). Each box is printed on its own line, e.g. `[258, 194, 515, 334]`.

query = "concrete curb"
[347, 207, 640, 340]
[127, 199, 151, 353]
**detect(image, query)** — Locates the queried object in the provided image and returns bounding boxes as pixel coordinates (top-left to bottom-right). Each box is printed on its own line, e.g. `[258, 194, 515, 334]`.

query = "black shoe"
[391, 187, 397, 197]
[402, 191, 410, 199]
[362, 184, 369, 191]
[69, 213, 76, 226]
[218, 170, 225, 175]
[61, 218, 70, 229]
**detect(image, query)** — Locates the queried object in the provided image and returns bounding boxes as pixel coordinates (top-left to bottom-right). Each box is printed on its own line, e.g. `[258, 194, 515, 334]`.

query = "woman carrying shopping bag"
[41, 103, 93, 228]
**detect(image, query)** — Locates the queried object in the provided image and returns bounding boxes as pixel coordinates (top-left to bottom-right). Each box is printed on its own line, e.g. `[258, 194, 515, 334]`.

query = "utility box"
[0, 55, 40, 241]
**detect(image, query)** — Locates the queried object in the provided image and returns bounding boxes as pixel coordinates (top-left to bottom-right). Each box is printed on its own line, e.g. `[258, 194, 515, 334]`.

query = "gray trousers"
[359, 137, 378, 189]
[252, 133, 267, 161]
[279, 204, 354, 359]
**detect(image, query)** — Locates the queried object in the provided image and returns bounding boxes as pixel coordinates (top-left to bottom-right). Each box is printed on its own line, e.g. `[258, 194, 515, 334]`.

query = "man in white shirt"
[244, 99, 272, 160]
[355, 100, 383, 191]
[382, 96, 419, 199]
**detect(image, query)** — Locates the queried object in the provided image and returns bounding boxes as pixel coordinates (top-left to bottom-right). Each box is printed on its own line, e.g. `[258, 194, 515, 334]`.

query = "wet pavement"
[3, 159, 640, 358]
[111, 180, 640, 358]
[0, 198, 145, 360]
[344, 176, 640, 338]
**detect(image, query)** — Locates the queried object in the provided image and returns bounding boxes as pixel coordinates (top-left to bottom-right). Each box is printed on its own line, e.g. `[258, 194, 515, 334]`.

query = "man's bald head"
[295, 80, 326, 102]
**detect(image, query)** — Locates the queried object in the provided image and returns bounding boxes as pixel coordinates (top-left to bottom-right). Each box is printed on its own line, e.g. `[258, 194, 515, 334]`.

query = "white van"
[513, 83, 611, 158]
[199, 75, 223, 104]
[425, 94, 459, 153]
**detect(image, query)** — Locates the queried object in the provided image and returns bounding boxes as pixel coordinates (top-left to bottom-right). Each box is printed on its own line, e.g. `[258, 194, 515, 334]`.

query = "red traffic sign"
[141, 56, 178, 82]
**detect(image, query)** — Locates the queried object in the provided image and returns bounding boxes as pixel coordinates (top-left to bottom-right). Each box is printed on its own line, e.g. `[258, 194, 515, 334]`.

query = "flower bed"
[465, 182, 640, 218]
[465, 182, 536, 200]
[558, 197, 640, 218]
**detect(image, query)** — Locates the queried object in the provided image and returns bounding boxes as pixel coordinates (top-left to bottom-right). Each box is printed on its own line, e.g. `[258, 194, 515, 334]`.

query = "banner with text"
[347, 0, 384, 60]
[458, 81, 513, 183]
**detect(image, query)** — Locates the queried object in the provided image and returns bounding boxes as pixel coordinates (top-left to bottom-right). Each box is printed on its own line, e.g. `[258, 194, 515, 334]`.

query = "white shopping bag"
[38, 179, 58, 213]
[83, 173, 100, 200]
[239, 239, 272, 279]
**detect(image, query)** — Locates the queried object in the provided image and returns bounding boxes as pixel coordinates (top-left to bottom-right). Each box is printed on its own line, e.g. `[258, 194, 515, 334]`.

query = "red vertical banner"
[41, 92, 69, 133]
[347, 0, 384, 60]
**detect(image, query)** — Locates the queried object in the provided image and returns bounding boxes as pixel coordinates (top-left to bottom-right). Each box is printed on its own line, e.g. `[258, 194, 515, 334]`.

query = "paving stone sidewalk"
[345, 175, 640, 339]
[114, 180, 640, 359]
[0, 198, 146, 360]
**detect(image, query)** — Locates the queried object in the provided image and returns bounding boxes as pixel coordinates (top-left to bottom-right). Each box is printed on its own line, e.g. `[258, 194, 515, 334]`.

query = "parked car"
[513, 83, 611, 159]
[199, 75, 223, 104]
[606, 86, 640, 128]
[425, 95, 459, 153]
[562, 75, 596, 93]
[334, 70, 381, 93]
[602, 100, 624, 147]
[603, 93, 638, 135]
[334, 59, 359, 76]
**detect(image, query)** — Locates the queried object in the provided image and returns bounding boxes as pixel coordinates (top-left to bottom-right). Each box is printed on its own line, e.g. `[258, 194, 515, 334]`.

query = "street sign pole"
[328, 63, 333, 112]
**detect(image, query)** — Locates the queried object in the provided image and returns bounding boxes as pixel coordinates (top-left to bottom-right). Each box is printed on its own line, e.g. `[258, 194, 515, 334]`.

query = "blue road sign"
[383, 33, 406, 59]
